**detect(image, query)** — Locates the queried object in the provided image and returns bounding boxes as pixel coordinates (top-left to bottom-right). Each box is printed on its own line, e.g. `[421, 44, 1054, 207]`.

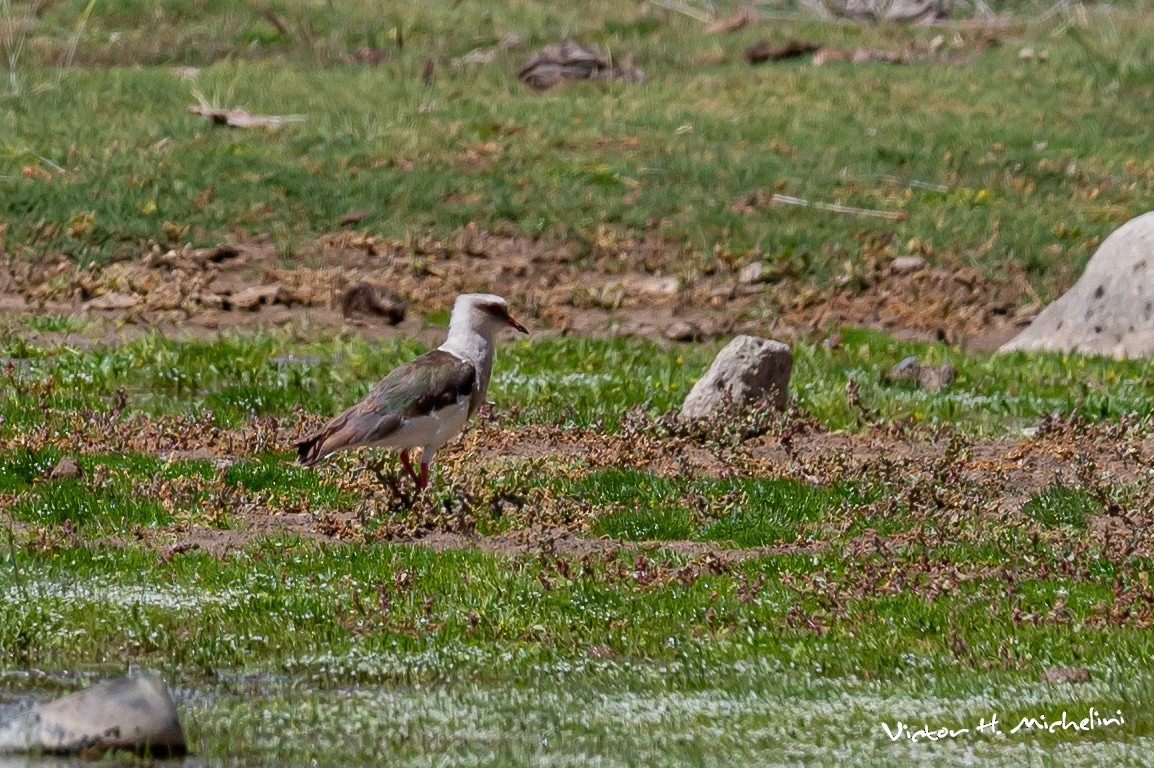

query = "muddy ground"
[6, 396, 1153, 583]
[6, 228, 1124, 567]
[0, 227, 1034, 350]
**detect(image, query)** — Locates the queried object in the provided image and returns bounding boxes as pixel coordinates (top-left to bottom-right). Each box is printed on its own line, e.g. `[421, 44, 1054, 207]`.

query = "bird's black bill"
[508, 315, 529, 334]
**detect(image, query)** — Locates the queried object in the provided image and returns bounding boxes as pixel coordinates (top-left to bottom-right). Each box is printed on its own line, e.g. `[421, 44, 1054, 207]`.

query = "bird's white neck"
[439, 317, 496, 394]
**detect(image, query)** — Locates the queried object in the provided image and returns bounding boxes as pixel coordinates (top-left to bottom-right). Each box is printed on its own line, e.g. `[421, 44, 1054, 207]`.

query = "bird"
[295, 293, 528, 490]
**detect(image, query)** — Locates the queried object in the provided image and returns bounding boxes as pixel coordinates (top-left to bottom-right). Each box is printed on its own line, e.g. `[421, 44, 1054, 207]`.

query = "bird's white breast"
[380, 398, 471, 453]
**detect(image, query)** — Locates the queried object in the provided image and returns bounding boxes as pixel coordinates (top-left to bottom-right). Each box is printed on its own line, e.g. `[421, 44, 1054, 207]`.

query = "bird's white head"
[450, 293, 529, 340]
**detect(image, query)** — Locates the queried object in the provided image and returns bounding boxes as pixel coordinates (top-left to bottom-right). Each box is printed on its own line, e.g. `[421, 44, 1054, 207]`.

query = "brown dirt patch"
[408, 527, 819, 563]
[1, 225, 1031, 347]
[6, 414, 1153, 566]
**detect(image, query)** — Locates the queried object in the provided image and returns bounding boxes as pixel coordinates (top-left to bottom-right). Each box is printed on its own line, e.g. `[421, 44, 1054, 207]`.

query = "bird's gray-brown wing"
[296, 350, 476, 465]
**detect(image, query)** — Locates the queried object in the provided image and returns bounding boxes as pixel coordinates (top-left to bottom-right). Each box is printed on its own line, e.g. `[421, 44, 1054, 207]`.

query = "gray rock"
[337, 282, 406, 324]
[1000, 211, 1154, 358]
[918, 363, 956, 393]
[625, 275, 679, 296]
[665, 320, 698, 342]
[883, 356, 956, 392]
[891, 255, 927, 274]
[823, 0, 951, 22]
[84, 292, 139, 311]
[519, 40, 644, 89]
[47, 457, 82, 481]
[885, 356, 922, 382]
[226, 284, 279, 311]
[680, 335, 792, 420]
[738, 261, 769, 285]
[0, 672, 185, 757]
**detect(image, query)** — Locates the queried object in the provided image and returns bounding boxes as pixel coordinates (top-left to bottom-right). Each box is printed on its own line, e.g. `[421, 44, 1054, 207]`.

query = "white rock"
[891, 255, 927, 274]
[739, 261, 768, 285]
[0, 672, 185, 757]
[665, 320, 698, 342]
[1000, 211, 1154, 358]
[84, 292, 139, 311]
[823, 0, 950, 22]
[226, 283, 280, 311]
[624, 275, 680, 296]
[680, 335, 792, 420]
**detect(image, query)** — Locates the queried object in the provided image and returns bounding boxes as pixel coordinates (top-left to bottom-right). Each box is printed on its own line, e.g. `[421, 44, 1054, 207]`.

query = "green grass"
[16, 313, 85, 334]
[558, 469, 857, 545]
[0, 452, 226, 532]
[701, 478, 856, 546]
[223, 456, 357, 510]
[0, 447, 63, 493]
[0, 541, 1144, 675]
[571, 468, 699, 540]
[1023, 485, 1100, 529]
[2, 1, 1153, 297]
[2, 540, 1154, 765]
[4, 328, 1154, 435]
[7, 475, 170, 530]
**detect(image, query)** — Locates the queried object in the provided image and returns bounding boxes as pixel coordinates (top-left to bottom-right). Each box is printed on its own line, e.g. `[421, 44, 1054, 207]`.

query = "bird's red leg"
[418, 461, 429, 491]
[399, 451, 419, 485]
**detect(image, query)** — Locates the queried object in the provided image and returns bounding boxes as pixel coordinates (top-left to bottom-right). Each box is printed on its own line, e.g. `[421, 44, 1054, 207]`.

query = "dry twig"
[189, 105, 307, 129]
[771, 193, 907, 220]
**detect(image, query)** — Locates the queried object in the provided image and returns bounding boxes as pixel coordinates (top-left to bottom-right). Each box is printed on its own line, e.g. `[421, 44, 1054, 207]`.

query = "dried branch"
[189, 105, 307, 129]
[771, 193, 907, 220]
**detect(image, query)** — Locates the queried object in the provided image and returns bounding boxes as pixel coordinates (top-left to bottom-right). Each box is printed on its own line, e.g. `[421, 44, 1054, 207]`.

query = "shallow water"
[1, 662, 1150, 768]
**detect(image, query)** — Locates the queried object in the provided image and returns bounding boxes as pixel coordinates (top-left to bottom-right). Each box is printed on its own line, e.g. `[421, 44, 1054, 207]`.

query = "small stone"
[193, 292, 226, 309]
[629, 275, 680, 296]
[225, 284, 280, 311]
[85, 292, 139, 311]
[917, 363, 956, 392]
[338, 283, 406, 324]
[48, 456, 82, 481]
[739, 261, 769, 285]
[884, 357, 955, 392]
[680, 335, 793, 420]
[189, 244, 241, 264]
[884, 356, 922, 383]
[339, 209, 370, 226]
[891, 255, 927, 274]
[1042, 666, 1090, 685]
[519, 40, 644, 89]
[665, 321, 698, 342]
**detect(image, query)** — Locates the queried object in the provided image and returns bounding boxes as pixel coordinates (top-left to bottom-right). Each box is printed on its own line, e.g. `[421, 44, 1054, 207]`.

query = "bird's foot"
[399, 451, 421, 486]
[366, 457, 417, 509]
[363, 453, 427, 509]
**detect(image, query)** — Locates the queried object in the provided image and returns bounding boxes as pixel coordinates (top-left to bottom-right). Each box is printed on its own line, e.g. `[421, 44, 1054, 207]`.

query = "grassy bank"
[2, 2, 1153, 298]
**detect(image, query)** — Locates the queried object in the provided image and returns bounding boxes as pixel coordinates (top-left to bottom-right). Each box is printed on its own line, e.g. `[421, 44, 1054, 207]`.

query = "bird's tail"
[295, 431, 330, 466]
[296, 408, 382, 466]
